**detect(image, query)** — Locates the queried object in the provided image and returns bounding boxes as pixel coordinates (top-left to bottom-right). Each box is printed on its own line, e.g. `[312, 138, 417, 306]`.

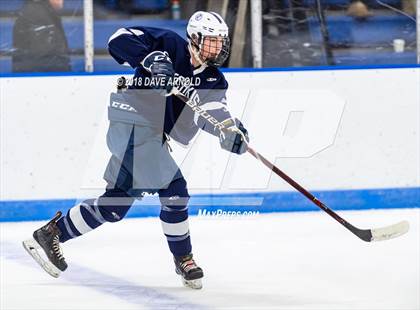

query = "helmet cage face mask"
[189, 33, 230, 67]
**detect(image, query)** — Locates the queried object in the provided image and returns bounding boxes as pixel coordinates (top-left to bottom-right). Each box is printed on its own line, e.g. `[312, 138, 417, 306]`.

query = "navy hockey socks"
[57, 189, 134, 242]
[158, 178, 192, 256]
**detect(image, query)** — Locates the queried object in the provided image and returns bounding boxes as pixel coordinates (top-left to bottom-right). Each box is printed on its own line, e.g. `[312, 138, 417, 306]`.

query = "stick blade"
[370, 220, 410, 242]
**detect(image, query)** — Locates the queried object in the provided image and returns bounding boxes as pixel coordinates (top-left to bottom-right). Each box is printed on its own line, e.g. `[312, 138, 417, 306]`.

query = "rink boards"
[1, 66, 419, 221]
[0, 187, 419, 222]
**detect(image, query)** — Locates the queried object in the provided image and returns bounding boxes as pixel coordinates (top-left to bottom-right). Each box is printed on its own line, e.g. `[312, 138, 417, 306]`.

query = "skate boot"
[174, 253, 203, 289]
[22, 211, 67, 278]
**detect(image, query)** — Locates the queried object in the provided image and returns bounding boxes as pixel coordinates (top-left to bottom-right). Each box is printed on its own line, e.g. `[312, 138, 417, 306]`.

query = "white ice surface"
[1, 208, 419, 310]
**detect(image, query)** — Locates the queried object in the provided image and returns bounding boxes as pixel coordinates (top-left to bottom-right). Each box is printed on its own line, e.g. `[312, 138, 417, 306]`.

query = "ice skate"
[174, 253, 204, 289]
[22, 211, 67, 278]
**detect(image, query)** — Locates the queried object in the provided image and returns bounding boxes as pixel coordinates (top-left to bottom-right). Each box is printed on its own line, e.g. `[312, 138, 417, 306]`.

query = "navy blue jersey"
[107, 26, 232, 145]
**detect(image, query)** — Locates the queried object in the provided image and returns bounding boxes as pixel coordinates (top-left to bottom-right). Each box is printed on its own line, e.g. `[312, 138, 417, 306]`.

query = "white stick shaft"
[84, 0, 94, 72]
[417, 0, 420, 64]
[251, 0, 263, 68]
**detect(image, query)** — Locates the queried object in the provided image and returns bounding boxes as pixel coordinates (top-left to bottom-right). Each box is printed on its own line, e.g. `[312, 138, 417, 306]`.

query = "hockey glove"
[219, 118, 249, 155]
[141, 51, 175, 95]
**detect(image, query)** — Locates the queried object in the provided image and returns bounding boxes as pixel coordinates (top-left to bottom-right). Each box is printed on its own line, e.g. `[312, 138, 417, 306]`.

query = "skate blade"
[22, 239, 61, 278]
[181, 277, 203, 290]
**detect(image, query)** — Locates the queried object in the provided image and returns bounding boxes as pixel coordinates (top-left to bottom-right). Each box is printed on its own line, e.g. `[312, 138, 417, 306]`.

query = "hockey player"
[23, 11, 249, 289]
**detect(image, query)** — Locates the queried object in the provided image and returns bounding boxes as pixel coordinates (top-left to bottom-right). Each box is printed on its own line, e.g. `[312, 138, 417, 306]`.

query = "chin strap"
[188, 42, 205, 66]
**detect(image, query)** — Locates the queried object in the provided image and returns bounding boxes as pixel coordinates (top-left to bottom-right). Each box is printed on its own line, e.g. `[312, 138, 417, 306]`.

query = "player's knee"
[159, 178, 190, 208]
[100, 207, 128, 223]
[96, 189, 134, 223]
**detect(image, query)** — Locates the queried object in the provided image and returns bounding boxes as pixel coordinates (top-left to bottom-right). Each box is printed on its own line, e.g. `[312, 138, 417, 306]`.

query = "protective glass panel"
[1, 0, 417, 74]
[93, 0, 178, 73]
[259, 0, 417, 67]
[0, 0, 84, 74]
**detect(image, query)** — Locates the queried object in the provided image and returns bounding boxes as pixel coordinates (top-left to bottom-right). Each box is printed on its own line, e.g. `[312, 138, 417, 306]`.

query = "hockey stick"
[245, 147, 409, 242]
[171, 87, 409, 242]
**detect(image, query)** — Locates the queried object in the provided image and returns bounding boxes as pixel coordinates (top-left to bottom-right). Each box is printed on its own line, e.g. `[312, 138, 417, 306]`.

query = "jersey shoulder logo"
[206, 77, 217, 82]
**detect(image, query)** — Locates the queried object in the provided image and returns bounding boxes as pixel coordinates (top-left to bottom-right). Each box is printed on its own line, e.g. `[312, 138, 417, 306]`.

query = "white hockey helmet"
[187, 11, 230, 67]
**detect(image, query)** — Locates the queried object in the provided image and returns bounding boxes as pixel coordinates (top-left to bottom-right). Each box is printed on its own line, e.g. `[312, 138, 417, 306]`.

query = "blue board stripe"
[0, 187, 418, 222]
